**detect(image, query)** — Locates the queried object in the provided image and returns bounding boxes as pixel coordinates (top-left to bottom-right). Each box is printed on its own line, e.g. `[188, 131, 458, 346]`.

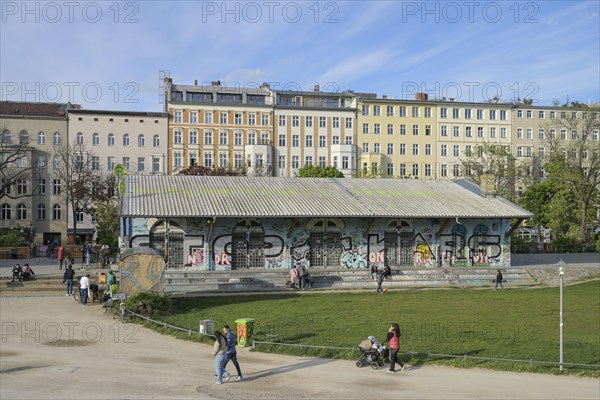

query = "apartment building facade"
[67, 109, 168, 242]
[357, 96, 438, 179]
[1, 102, 70, 246]
[273, 88, 361, 177]
[164, 78, 275, 175]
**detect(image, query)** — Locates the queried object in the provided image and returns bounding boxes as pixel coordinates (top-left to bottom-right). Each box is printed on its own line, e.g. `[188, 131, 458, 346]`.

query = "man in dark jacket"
[222, 325, 243, 380]
[495, 270, 504, 290]
[63, 265, 76, 296]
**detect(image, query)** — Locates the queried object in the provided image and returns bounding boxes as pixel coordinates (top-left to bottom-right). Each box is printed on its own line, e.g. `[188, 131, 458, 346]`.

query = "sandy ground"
[1, 296, 598, 400]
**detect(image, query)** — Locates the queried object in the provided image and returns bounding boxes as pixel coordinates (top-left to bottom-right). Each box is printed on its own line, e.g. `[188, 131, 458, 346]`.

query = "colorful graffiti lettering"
[341, 247, 368, 269]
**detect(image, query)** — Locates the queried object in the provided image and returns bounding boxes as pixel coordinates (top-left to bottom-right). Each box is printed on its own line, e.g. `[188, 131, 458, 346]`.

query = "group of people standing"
[289, 263, 311, 290]
[212, 325, 244, 384]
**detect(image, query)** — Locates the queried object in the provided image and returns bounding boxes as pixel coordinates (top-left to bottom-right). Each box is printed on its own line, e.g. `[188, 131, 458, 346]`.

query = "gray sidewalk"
[0, 255, 108, 279]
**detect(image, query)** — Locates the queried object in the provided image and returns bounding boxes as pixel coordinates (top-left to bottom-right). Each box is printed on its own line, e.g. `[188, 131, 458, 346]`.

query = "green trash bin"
[234, 318, 255, 348]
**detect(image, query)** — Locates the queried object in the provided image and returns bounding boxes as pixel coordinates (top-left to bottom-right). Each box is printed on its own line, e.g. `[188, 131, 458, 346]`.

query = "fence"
[119, 307, 599, 372]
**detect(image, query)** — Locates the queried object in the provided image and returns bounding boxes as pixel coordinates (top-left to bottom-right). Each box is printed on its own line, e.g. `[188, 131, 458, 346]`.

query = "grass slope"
[152, 280, 600, 376]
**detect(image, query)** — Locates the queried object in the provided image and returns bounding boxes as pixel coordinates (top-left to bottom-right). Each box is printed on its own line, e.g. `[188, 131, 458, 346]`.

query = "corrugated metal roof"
[121, 175, 533, 219]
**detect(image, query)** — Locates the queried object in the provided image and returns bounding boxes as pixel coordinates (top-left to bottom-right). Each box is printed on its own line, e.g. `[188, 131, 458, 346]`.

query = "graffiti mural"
[368, 234, 386, 269]
[341, 246, 368, 269]
[414, 233, 435, 268]
[439, 224, 468, 267]
[468, 224, 502, 266]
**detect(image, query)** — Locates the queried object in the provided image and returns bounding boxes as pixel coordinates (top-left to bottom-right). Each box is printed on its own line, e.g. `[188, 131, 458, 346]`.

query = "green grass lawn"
[149, 280, 600, 376]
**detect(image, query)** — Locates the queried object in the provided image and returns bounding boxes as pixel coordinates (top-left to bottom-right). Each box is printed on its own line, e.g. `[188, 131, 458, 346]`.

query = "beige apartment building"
[357, 95, 437, 179]
[164, 78, 274, 175]
[1, 102, 70, 246]
[67, 109, 168, 242]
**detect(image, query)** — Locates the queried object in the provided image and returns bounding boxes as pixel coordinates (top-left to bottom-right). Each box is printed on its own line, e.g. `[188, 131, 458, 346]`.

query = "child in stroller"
[356, 335, 388, 369]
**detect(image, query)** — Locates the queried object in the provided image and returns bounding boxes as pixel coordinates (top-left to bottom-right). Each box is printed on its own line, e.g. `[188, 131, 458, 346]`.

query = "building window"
[527, 110, 532, 118]
[399, 107, 407, 117]
[204, 130, 213, 145]
[400, 143, 406, 155]
[1, 204, 11, 220]
[219, 112, 228, 124]
[52, 204, 61, 220]
[477, 109, 484, 120]
[465, 109, 472, 119]
[441, 164, 447, 177]
[292, 156, 299, 169]
[249, 113, 256, 125]
[174, 110, 182, 123]
[440, 126, 447, 136]
[501, 128, 507, 138]
[204, 152, 213, 168]
[517, 110, 523, 118]
[425, 144, 431, 155]
[53, 132, 61, 145]
[413, 125, 419, 135]
[412, 144, 419, 155]
[373, 106, 381, 116]
[234, 113, 242, 125]
[387, 106, 394, 116]
[500, 110, 507, 120]
[220, 152, 228, 168]
[452, 108, 459, 119]
[477, 127, 484, 138]
[387, 143, 394, 155]
[248, 132, 256, 145]
[279, 115, 286, 126]
[123, 157, 130, 169]
[205, 111, 213, 124]
[189, 130, 198, 145]
[292, 116, 299, 127]
[262, 114, 269, 125]
[218, 131, 227, 145]
[38, 131, 46, 144]
[453, 145, 460, 157]
[361, 105, 369, 115]
[319, 135, 326, 148]
[319, 116, 326, 128]
[332, 117, 339, 128]
[453, 126, 460, 137]
[306, 116, 313, 127]
[453, 164, 460, 177]
[387, 124, 394, 135]
[387, 163, 394, 176]
[489, 110, 497, 120]
[190, 111, 198, 123]
[345, 136, 353, 145]
[137, 157, 145, 172]
[91, 156, 99, 170]
[527, 128, 533, 140]
[440, 108, 448, 119]
[37, 204, 46, 220]
[363, 143, 369, 153]
[38, 178, 46, 195]
[345, 118, 353, 129]
[425, 164, 431, 177]
[424, 107, 432, 118]
[278, 134, 286, 147]
[305, 156, 313, 166]
[332, 135, 340, 145]
[490, 127, 496, 138]
[75, 210, 84, 223]
[107, 157, 115, 171]
[234, 131, 242, 145]
[173, 130, 182, 144]
[53, 179, 61, 195]
[292, 135, 299, 147]
[374, 143, 380, 154]
[465, 126, 472, 137]
[374, 124, 380, 134]
[400, 164, 406, 176]
[76, 132, 84, 145]
[153, 135, 160, 147]
[342, 156, 349, 169]
[400, 124, 407, 135]
[363, 123, 369, 134]
[152, 157, 161, 173]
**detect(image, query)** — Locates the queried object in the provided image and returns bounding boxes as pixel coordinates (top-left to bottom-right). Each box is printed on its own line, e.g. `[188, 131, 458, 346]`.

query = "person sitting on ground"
[22, 263, 35, 281]
[12, 264, 23, 282]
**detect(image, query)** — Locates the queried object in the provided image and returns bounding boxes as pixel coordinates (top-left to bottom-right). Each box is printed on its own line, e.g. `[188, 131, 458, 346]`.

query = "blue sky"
[1, 0, 599, 111]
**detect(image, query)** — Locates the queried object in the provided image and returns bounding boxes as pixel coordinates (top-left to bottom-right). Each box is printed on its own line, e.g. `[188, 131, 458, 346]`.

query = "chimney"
[415, 92, 428, 101]
[194, 80, 198, 85]
[260, 82, 270, 90]
[382, 95, 387, 99]
[211, 80, 221, 86]
[314, 83, 320, 92]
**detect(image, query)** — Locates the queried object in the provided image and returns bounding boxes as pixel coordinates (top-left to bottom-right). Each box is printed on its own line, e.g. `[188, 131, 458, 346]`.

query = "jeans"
[388, 348, 404, 371]
[215, 353, 228, 383]
[65, 279, 73, 295]
[81, 288, 88, 305]
[223, 352, 242, 377]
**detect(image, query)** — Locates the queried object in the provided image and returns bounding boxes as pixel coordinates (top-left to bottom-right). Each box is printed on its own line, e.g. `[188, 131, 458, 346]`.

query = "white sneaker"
[236, 376, 243, 380]
[66, 293, 69, 296]
[215, 381, 222, 385]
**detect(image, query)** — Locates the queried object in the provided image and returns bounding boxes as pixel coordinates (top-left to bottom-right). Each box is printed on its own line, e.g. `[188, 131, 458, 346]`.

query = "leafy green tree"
[543, 105, 600, 243]
[460, 143, 528, 200]
[178, 165, 242, 176]
[94, 200, 119, 256]
[298, 165, 344, 178]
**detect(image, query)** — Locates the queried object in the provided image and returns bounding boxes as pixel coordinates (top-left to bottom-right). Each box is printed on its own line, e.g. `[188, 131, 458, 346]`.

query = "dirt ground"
[1, 297, 598, 400]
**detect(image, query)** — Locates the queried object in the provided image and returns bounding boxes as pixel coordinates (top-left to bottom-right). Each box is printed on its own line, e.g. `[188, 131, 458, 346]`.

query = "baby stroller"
[356, 335, 387, 369]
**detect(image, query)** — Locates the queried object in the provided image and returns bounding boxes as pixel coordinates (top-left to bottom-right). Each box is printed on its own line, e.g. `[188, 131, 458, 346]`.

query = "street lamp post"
[559, 266, 564, 372]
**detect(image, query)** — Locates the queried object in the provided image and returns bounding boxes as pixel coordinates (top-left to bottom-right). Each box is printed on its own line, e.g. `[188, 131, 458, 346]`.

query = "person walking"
[213, 330, 231, 384]
[383, 323, 405, 373]
[107, 269, 117, 297]
[83, 242, 92, 267]
[57, 244, 65, 270]
[495, 270, 504, 290]
[376, 265, 391, 293]
[80, 274, 90, 305]
[298, 263, 309, 290]
[63, 265, 75, 296]
[222, 325, 243, 380]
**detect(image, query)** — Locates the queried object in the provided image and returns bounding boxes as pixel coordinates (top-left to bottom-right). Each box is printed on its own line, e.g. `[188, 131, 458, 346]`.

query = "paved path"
[1, 296, 598, 400]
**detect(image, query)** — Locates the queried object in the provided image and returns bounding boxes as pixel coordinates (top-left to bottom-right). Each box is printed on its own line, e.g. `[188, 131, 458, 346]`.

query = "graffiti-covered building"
[120, 175, 532, 271]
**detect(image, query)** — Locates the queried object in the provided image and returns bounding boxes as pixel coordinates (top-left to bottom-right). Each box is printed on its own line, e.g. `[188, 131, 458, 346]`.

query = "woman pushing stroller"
[382, 323, 406, 373]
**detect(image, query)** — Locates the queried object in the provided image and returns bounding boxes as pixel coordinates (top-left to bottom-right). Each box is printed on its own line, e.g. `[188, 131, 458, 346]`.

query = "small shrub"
[124, 292, 172, 317]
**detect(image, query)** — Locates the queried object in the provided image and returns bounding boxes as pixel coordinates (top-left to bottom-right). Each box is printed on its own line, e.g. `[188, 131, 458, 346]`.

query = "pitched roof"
[121, 175, 532, 219]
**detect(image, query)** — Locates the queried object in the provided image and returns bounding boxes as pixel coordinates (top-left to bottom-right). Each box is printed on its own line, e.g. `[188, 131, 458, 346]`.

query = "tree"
[459, 143, 528, 200]
[178, 165, 242, 176]
[298, 164, 344, 178]
[543, 105, 600, 243]
[53, 142, 110, 241]
[94, 200, 119, 255]
[0, 124, 37, 200]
